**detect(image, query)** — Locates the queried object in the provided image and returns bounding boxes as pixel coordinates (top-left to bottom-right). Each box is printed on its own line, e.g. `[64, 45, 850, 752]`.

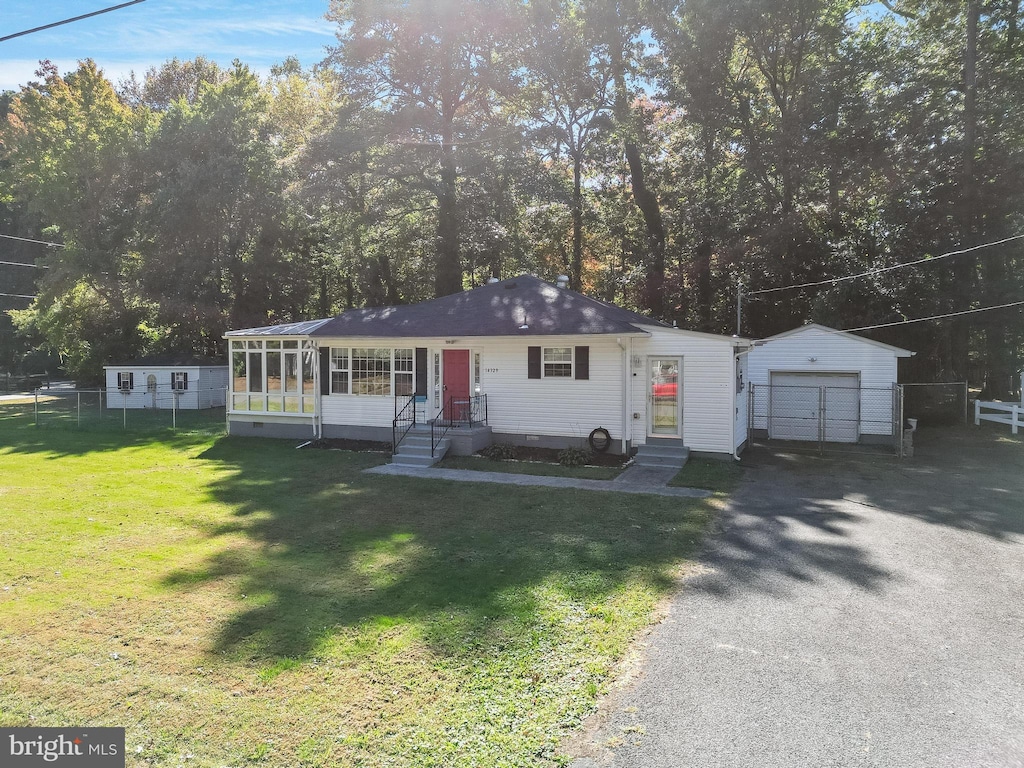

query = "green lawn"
[0, 411, 716, 767]
[437, 454, 623, 480]
[669, 457, 745, 494]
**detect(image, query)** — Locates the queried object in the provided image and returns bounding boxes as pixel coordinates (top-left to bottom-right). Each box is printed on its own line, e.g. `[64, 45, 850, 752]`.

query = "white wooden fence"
[975, 399, 1024, 434]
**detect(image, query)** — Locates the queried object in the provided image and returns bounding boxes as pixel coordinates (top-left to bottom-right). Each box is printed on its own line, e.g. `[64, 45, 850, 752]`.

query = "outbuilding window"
[117, 372, 134, 391]
[172, 371, 189, 391]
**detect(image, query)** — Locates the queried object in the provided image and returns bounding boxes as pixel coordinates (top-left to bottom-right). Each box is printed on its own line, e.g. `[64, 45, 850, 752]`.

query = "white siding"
[200, 367, 229, 407]
[103, 366, 228, 410]
[318, 335, 628, 445]
[631, 326, 739, 454]
[475, 336, 625, 444]
[747, 327, 901, 437]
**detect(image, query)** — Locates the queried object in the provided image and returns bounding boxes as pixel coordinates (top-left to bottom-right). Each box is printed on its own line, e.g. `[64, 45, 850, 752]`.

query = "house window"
[351, 348, 391, 396]
[117, 372, 134, 391]
[394, 348, 414, 397]
[473, 352, 481, 392]
[331, 348, 349, 394]
[543, 347, 573, 377]
[172, 372, 188, 391]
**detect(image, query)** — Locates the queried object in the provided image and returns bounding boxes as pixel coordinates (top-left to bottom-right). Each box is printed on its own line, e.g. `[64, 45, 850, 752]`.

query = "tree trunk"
[695, 239, 714, 331]
[611, 36, 666, 318]
[982, 251, 1010, 398]
[571, 154, 584, 291]
[952, 0, 981, 382]
[435, 94, 462, 297]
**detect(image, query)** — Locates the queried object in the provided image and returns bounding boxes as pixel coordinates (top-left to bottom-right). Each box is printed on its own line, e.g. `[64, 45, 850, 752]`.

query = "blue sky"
[0, 0, 337, 92]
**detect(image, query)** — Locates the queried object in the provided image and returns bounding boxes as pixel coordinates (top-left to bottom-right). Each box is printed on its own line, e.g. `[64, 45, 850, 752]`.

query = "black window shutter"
[527, 346, 541, 379]
[575, 346, 589, 380]
[182, 372, 189, 390]
[415, 348, 428, 396]
[320, 347, 331, 395]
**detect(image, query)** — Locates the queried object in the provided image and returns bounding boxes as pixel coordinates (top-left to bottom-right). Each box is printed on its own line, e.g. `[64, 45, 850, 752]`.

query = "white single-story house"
[224, 275, 753, 460]
[104, 356, 229, 410]
[747, 323, 914, 443]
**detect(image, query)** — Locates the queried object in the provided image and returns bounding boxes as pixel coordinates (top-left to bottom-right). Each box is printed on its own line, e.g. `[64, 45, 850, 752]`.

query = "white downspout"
[617, 338, 627, 455]
[313, 342, 322, 439]
[732, 351, 740, 462]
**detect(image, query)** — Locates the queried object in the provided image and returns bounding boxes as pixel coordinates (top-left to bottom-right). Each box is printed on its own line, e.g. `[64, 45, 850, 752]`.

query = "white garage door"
[769, 372, 860, 443]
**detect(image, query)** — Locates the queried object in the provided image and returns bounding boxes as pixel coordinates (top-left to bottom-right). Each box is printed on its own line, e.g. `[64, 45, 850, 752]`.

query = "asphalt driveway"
[571, 425, 1024, 768]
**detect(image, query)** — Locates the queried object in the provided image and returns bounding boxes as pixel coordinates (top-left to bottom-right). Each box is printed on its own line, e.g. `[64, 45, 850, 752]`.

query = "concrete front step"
[392, 435, 450, 468]
[633, 442, 689, 468]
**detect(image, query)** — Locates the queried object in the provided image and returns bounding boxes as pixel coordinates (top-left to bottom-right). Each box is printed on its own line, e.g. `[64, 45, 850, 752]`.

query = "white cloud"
[0, 58, 155, 92]
[0, 2, 337, 90]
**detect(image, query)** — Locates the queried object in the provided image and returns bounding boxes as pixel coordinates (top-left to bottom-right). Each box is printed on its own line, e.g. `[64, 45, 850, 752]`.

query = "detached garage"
[747, 324, 914, 444]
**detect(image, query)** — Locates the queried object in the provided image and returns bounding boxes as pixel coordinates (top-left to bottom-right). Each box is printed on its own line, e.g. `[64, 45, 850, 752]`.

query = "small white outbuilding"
[746, 323, 914, 443]
[103, 355, 228, 410]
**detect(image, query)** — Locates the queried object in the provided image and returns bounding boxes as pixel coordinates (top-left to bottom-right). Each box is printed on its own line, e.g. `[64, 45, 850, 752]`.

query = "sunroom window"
[230, 339, 316, 414]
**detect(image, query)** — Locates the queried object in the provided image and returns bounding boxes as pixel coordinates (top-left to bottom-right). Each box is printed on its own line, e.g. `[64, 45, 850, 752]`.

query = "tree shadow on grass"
[0, 405, 225, 458]
[152, 435, 915, 664]
[161, 437, 715, 661]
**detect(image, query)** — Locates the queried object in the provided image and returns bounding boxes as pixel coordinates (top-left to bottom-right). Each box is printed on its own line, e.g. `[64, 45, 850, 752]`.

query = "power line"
[0, 0, 146, 43]
[0, 233, 64, 248]
[746, 234, 1024, 297]
[0, 292, 38, 299]
[0, 260, 49, 268]
[842, 299, 1024, 332]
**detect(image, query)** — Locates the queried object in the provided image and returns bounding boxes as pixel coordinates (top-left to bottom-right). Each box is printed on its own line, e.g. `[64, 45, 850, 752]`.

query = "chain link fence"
[0, 388, 227, 434]
[749, 383, 903, 456]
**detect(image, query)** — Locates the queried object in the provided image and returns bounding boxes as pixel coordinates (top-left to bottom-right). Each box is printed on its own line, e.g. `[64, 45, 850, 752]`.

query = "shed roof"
[760, 323, 915, 357]
[103, 354, 226, 368]
[228, 275, 668, 339]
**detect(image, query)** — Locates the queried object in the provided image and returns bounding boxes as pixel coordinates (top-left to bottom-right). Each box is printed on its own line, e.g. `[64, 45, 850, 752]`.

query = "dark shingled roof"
[303, 275, 667, 338]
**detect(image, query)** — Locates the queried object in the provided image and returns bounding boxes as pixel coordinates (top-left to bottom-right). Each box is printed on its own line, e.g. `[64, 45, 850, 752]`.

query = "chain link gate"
[749, 382, 903, 456]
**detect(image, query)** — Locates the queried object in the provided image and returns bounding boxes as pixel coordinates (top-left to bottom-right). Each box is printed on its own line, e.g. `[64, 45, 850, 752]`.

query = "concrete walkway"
[364, 463, 711, 498]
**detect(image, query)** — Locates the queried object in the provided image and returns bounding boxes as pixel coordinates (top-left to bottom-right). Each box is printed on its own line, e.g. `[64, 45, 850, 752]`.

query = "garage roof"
[761, 324, 915, 357]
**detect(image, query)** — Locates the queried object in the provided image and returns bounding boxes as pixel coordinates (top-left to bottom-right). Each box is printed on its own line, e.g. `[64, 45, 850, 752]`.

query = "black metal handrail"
[430, 394, 454, 457]
[441, 393, 489, 427]
[392, 393, 417, 455]
[459, 393, 487, 427]
[430, 394, 488, 457]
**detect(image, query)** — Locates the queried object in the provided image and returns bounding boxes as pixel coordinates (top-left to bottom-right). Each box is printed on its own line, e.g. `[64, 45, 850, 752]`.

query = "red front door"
[442, 350, 471, 415]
